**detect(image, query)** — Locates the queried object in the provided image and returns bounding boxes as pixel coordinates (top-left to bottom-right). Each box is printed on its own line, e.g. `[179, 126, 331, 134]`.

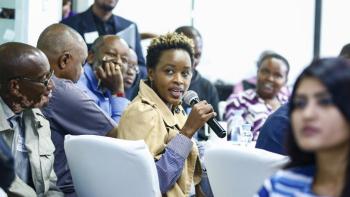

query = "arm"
[156, 134, 193, 194]
[46, 80, 116, 136]
[109, 95, 129, 123]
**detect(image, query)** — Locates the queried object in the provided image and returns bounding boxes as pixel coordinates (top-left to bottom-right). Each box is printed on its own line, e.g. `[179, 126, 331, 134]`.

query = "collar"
[83, 64, 100, 92]
[0, 97, 15, 131]
[138, 80, 184, 127]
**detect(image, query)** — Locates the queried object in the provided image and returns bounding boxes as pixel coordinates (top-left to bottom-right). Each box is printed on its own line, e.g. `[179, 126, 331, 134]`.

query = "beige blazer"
[117, 80, 201, 197]
[0, 99, 63, 197]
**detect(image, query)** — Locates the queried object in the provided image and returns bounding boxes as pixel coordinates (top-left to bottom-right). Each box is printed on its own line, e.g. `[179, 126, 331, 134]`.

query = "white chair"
[204, 145, 289, 197]
[64, 135, 160, 197]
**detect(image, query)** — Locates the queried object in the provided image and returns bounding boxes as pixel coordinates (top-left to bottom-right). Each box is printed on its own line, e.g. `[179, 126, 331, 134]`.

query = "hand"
[181, 100, 216, 139]
[95, 60, 124, 94]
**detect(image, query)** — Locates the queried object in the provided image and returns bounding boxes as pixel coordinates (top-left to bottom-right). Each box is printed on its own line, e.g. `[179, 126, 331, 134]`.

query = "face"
[291, 77, 350, 152]
[67, 44, 87, 82]
[94, 0, 118, 12]
[148, 49, 192, 107]
[256, 57, 288, 99]
[124, 49, 138, 89]
[93, 37, 129, 75]
[14, 53, 54, 109]
[192, 35, 203, 69]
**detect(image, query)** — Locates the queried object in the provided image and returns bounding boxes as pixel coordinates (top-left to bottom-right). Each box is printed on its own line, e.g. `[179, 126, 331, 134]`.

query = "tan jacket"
[0, 99, 63, 197]
[117, 81, 201, 197]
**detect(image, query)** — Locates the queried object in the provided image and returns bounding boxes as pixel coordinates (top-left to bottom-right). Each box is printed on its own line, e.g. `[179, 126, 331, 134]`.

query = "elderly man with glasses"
[77, 35, 133, 123]
[0, 42, 63, 196]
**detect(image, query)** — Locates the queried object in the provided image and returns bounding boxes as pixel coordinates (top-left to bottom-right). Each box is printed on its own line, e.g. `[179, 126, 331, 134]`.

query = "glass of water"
[238, 123, 252, 146]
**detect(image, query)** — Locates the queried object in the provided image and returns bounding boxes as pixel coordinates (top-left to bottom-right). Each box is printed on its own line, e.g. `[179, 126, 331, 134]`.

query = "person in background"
[117, 33, 215, 197]
[225, 52, 289, 141]
[61, 0, 147, 79]
[124, 48, 140, 100]
[62, 0, 76, 20]
[257, 57, 350, 197]
[339, 43, 350, 59]
[232, 50, 291, 97]
[78, 35, 130, 123]
[175, 26, 220, 139]
[37, 23, 118, 197]
[0, 42, 62, 196]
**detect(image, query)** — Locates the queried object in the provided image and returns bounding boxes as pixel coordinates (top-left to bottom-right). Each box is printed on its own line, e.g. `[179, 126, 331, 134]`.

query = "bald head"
[0, 42, 49, 83]
[175, 26, 201, 40]
[37, 23, 87, 63]
[37, 23, 88, 82]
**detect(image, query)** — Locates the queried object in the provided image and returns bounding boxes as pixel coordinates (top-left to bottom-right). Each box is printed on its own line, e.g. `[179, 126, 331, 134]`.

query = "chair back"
[64, 135, 160, 197]
[204, 145, 289, 197]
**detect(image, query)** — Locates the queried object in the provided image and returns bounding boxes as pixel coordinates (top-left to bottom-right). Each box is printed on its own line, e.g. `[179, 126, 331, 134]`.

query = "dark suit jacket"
[61, 7, 146, 70]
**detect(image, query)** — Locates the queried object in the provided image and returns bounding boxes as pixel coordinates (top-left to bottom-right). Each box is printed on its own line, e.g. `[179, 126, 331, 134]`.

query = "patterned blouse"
[224, 89, 288, 141]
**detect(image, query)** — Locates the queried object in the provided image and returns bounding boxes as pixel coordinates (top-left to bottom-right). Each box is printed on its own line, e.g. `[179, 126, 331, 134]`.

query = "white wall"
[194, 0, 314, 85]
[0, 0, 62, 46]
[320, 0, 350, 57]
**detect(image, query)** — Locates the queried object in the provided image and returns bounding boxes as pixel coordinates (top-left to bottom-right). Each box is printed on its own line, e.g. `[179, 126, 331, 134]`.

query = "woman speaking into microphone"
[117, 32, 215, 197]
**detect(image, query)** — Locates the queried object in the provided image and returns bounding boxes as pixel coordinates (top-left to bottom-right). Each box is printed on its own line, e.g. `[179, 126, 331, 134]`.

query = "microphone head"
[183, 90, 199, 106]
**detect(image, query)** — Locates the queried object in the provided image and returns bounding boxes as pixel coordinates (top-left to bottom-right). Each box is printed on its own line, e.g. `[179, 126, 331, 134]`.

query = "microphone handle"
[207, 117, 227, 138]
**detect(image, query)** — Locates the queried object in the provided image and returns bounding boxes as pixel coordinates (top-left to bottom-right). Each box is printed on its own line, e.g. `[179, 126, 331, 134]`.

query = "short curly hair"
[146, 32, 194, 70]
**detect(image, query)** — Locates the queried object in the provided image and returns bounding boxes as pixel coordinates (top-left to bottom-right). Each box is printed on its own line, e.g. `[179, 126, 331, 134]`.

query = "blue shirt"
[255, 103, 290, 155]
[42, 76, 117, 195]
[257, 165, 318, 197]
[77, 64, 129, 123]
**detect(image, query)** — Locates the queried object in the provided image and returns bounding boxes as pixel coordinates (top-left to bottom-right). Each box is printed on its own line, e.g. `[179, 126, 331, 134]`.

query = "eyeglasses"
[9, 70, 54, 87]
[127, 64, 139, 73]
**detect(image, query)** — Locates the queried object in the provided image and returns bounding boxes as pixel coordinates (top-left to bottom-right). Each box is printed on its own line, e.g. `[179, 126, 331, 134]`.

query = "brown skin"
[92, 0, 119, 21]
[90, 36, 129, 94]
[124, 49, 138, 90]
[0, 43, 53, 113]
[256, 57, 288, 110]
[148, 49, 216, 139]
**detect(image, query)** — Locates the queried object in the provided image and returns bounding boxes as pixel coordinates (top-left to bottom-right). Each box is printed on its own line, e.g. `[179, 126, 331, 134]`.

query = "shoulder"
[120, 98, 158, 122]
[261, 167, 314, 195]
[114, 15, 136, 27]
[226, 89, 256, 107]
[61, 9, 89, 25]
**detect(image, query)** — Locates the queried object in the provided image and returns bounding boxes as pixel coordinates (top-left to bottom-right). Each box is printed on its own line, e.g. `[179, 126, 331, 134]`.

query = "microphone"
[183, 90, 226, 138]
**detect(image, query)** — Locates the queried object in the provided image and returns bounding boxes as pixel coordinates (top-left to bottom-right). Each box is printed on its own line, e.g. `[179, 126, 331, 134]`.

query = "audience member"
[339, 43, 350, 59]
[117, 33, 215, 196]
[257, 57, 350, 197]
[124, 48, 140, 100]
[0, 135, 15, 191]
[225, 52, 289, 141]
[255, 103, 289, 155]
[61, 0, 147, 79]
[175, 26, 220, 139]
[78, 35, 130, 123]
[62, 0, 76, 20]
[0, 42, 62, 196]
[37, 23, 117, 197]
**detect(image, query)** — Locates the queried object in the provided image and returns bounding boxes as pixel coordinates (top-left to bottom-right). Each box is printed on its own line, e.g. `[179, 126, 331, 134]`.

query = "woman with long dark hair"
[257, 57, 350, 197]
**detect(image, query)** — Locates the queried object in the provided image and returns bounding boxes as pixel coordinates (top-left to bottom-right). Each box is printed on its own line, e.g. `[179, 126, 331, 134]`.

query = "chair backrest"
[204, 145, 289, 197]
[64, 135, 160, 197]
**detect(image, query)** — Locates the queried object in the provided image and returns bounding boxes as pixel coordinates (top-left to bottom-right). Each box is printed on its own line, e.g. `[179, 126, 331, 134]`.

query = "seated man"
[175, 26, 220, 141]
[0, 42, 63, 196]
[124, 48, 140, 100]
[37, 24, 117, 197]
[78, 35, 130, 122]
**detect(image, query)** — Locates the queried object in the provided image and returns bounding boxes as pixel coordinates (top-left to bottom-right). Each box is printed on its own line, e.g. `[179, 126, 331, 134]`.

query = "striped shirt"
[256, 166, 322, 197]
[225, 89, 288, 140]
